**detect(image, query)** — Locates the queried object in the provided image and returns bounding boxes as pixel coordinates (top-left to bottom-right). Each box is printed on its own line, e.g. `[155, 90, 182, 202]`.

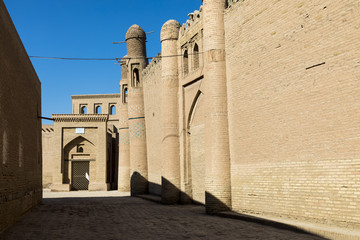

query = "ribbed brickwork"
[126, 25, 149, 195]
[203, 0, 232, 214]
[160, 20, 181, 204]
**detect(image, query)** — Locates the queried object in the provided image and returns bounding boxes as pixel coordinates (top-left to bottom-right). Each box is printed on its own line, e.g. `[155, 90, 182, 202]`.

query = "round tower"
[118, 55, 130, 192]
[203, 0, 232, 213]
[160, 20, 181, 204]
[125, 24, 149, 195]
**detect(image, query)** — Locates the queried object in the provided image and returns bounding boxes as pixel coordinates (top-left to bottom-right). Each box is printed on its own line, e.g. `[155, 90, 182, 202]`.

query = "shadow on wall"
[129, 172, 228, 211]
[130, 172, 230, 212]
[130, 172, 148, 196]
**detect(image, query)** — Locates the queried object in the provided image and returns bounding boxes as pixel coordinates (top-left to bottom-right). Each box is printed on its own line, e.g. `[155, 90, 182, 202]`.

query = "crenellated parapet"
[142, 54, 162, 78]
[179, 5, 203, 37]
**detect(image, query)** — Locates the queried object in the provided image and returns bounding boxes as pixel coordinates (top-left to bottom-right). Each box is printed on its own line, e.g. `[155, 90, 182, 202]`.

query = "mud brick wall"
[225, 0, 360, 228]
[0, 0, 42, 233]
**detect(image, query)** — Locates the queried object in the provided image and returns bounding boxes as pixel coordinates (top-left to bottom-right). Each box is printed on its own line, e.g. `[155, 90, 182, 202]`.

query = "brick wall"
[0, 1, 42, 232]
[225, 0, 360, 228]
[143, 59, 163, 195]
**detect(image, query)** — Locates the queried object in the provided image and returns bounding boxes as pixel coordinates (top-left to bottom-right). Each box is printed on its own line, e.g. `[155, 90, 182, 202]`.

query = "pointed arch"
[63, 136, 95, 160]
[187, 90, 203, 129]
[186, 89, 206, 204]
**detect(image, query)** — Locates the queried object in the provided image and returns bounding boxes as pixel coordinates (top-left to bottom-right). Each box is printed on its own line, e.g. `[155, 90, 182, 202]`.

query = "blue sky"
[3, 0, 202, 124]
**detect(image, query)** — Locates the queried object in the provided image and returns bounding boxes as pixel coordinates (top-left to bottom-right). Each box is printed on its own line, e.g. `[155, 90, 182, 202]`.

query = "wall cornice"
[52, 114, 108, 122]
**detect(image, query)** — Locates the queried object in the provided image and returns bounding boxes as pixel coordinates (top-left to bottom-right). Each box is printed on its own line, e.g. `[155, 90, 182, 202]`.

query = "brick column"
[118, 56, 131, 192]
[126, 25, 149, 195]
[203, 0, 232, 213]
[160, 20, 181, 204]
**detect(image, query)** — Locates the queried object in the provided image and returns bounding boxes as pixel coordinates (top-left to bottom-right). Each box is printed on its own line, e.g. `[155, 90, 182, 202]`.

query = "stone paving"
[0, 191, 326, 240]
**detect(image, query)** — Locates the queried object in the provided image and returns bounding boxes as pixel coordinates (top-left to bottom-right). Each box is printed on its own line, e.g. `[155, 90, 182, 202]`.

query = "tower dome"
[161, 20, 180, 42]
[125, 24, 146, 41]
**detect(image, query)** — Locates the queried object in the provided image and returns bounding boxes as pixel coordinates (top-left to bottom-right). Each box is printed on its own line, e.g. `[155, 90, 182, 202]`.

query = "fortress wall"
[0, 1, 42, 232]
[225, 0, 360, 228]
[143, 59, 163, 195]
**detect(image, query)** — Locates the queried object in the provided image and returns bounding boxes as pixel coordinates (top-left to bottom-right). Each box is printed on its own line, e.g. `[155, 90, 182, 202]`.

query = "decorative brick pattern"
[119, 131, 130, 144]
[128, 105, 144, 115]
[129, 122, 146, 140]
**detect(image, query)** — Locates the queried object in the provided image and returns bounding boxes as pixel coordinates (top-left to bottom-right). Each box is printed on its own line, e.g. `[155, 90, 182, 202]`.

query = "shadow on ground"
[0, 195, 327, 240]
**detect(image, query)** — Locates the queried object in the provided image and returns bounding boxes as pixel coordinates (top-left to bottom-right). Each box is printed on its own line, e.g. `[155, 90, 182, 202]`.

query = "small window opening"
[183, 50, 189, 75]
[193, 43, 199, 70]
[122, 85, 128, 104]
[95, 106, 102, 114]
[133, 68, 140, 87]
[76, 145, 84, 153]
[80, 106, 87, 114]
[110, 105, 116, 115]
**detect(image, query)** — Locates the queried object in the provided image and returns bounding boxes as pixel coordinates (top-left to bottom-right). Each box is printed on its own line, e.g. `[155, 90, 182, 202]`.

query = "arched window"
[183, 49, 189, 75]
[133, 68, 140, 87]
[77, 146, 84, 153]
[80, 106, 87, 114]
[193, 43, 199, 70]
[95, 106, 102, 114]
[110, 105, 116, 115]
[124, 86, 128, 103]
[122, 84, 128, 104]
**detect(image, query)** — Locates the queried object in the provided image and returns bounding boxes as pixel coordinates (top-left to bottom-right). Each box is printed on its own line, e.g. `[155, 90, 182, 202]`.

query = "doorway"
[72, 161, 90, 190]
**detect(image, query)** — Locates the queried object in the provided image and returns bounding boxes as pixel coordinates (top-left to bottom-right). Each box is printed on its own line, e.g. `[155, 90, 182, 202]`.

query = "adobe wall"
[143, 56, 163, 195]
[225, 0, 360, 228]
[0, 0, 42, 232]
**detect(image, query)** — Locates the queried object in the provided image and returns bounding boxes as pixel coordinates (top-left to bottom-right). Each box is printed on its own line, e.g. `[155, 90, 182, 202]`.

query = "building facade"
[42, 0, 360, 238]
[42, 94, 120, 191]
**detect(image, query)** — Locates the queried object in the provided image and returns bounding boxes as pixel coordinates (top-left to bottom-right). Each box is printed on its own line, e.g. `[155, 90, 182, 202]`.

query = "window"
[77, 146, 84, 153]
[95, 106, 102, 114]
[193, 43, 199, 70]
[110, 105, 116, 115]
[133, 68, 140, 87]
[183, 49, 189, 75]
[80, 106, 87, 114]
[122, 85, 128, 104]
